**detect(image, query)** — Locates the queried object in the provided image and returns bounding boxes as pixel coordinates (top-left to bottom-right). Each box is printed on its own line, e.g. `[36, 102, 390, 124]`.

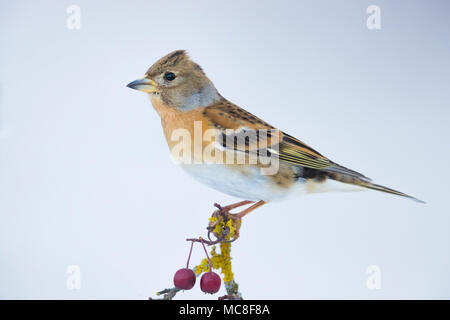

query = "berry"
[174, 268, 196, 290]
[200, 271, 221, 294]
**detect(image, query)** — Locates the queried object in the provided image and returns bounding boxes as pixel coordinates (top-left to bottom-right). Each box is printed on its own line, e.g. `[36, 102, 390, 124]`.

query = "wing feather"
[202, 102, 370, 181]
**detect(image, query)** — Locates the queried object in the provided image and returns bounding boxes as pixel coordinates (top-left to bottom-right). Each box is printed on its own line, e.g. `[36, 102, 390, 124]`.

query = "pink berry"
[173, 268, 196, 290]
[200, 271, 221, 294]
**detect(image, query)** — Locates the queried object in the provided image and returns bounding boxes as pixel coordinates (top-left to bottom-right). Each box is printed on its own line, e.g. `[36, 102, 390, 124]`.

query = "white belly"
[179, 163, 293, 201]
[179, 164, 365, 202]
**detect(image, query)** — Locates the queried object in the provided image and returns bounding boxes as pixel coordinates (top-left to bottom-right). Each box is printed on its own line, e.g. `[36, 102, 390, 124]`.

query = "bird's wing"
[278, 132, 371, 180]
[202, 103, 281, 153]
[203, 102, 370, 180]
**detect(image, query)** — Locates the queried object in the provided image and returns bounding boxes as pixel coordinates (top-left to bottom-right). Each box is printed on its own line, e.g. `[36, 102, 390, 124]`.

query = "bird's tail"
[327, 173, 425, 203]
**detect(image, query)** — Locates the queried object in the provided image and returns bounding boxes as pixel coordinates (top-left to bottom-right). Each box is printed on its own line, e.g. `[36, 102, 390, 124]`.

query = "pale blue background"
[1, 0, 449, 299]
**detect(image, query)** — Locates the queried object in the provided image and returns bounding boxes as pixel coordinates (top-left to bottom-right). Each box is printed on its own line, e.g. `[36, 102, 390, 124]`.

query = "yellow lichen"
[194, 214, 239, 283]
[195, 258, 209, 275]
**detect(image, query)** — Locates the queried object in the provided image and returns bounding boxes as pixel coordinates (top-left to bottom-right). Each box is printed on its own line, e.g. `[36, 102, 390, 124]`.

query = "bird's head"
[127, 50, 220, 110]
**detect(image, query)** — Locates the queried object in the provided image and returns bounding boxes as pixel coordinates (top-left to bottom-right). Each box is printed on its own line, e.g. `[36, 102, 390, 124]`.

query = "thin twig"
[155, 287, 181, 300]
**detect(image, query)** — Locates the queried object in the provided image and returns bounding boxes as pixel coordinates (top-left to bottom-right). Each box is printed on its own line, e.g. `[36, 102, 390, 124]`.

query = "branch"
[151, 203, 244, 300]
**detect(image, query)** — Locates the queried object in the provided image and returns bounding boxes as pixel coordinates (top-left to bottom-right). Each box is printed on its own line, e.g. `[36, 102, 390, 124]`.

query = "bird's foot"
[207, 202, 250, 243]
[205, 200, 266, 243]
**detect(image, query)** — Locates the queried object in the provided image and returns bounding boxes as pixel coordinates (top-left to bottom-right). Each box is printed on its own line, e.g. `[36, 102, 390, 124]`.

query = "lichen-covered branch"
[152, 204, 243, 300]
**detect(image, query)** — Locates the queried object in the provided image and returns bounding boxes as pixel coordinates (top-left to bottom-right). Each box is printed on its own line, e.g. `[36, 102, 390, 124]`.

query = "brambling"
[127, 50, 423, 220]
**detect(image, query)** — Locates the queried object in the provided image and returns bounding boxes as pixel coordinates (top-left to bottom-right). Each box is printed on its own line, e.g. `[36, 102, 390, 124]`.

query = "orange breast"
[151, 96, 218, 163]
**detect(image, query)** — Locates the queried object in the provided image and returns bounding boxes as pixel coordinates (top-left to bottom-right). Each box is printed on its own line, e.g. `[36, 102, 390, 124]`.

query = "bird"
[127, 50, 424, 221]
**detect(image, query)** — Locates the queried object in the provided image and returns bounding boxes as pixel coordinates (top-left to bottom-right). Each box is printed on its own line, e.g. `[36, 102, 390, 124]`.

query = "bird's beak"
[126, 77, 158, 93]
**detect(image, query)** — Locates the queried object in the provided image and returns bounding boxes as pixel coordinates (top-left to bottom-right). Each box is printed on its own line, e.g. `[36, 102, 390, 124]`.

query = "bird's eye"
[164, 72, 176, 81]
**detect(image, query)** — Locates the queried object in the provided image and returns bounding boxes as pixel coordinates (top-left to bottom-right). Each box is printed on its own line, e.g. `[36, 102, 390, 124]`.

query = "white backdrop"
[1, 0, 449, 299]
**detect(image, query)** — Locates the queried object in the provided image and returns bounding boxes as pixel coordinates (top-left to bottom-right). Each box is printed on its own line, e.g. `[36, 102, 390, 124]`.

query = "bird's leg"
[207, 201, 252, 242]
[209, 200, 266, 241]
[227, 200, 266, 239]
[215, 200, 254, 212]
[208, 201, 253, 230]
[228, 200, 266, 219]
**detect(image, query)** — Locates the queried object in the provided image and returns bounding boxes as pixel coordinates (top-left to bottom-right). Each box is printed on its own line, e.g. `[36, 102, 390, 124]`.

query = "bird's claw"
[207, 203, 242, 243]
